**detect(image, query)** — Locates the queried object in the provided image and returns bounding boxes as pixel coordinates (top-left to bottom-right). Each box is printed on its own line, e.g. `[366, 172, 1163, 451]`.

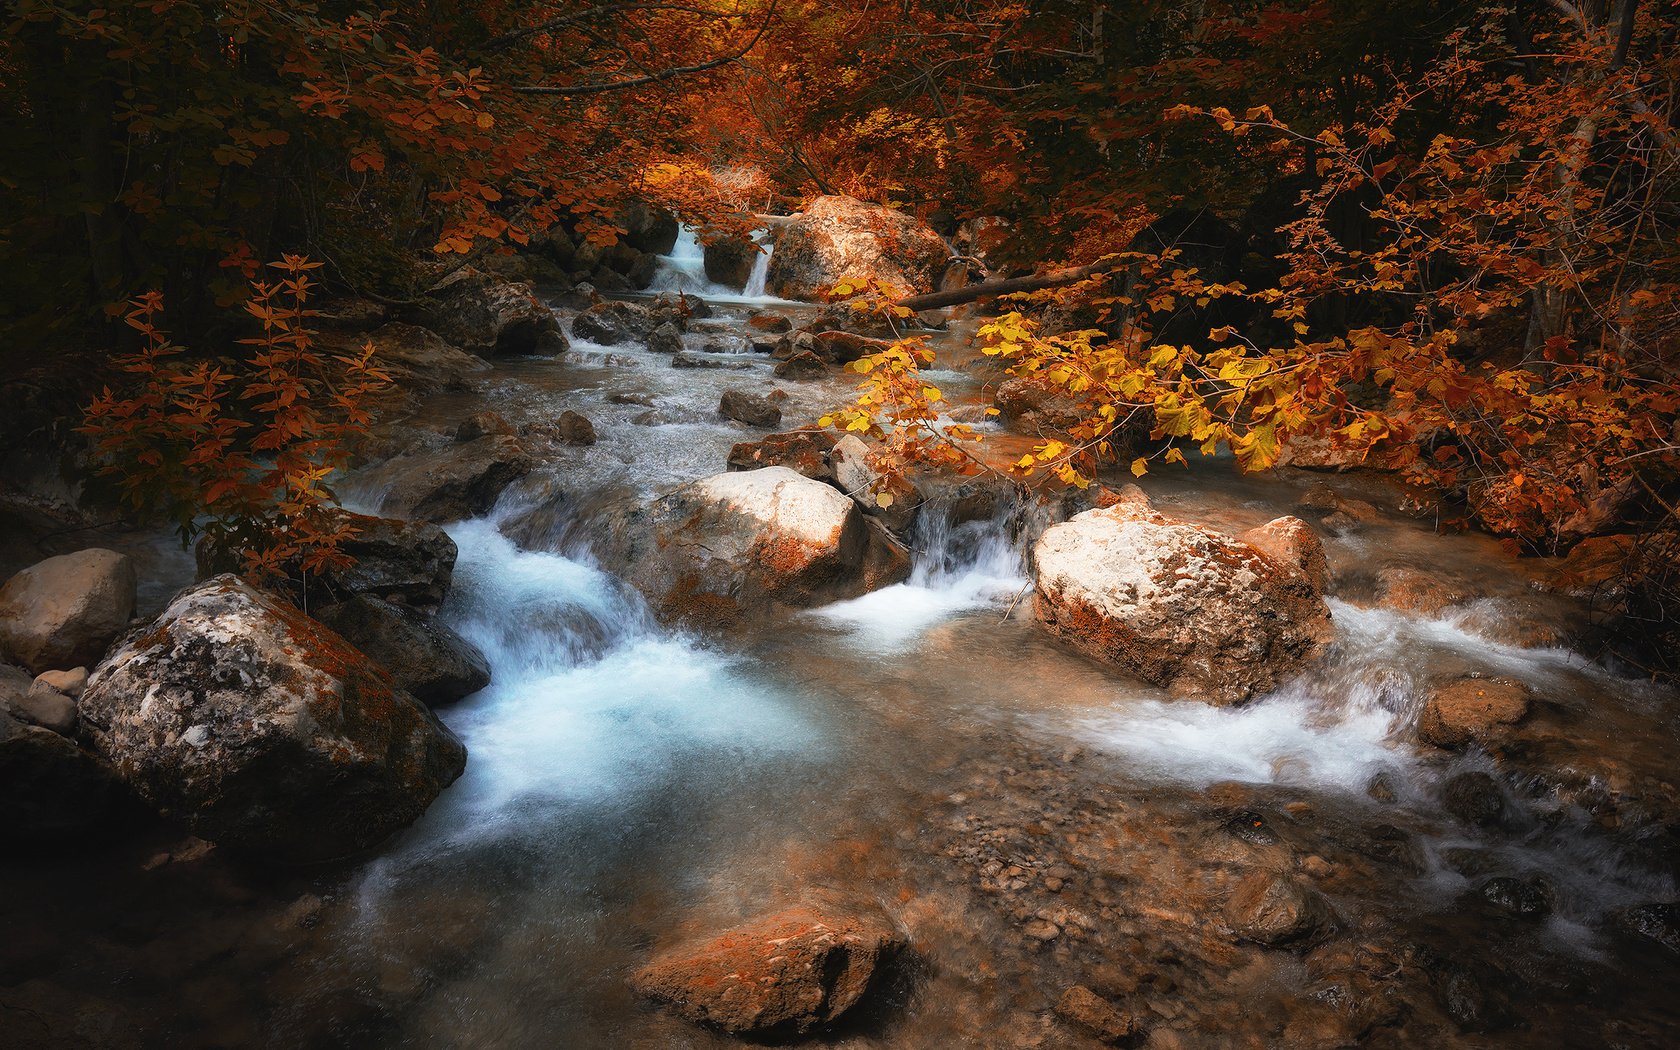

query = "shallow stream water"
[3, 256, 1679, 1049]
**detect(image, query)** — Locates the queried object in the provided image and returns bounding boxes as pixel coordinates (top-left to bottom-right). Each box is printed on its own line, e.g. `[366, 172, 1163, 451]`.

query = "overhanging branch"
[511, 0, 777, 96]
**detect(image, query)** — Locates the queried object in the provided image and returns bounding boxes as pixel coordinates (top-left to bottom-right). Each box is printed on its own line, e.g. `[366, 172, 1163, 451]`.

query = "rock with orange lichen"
[765, 195, 950, 299]
[592, 467, 910, 629]
[631, 905, 905, 1036]
[1032, 495, 1331, 705]
[78, 575, 466, 862]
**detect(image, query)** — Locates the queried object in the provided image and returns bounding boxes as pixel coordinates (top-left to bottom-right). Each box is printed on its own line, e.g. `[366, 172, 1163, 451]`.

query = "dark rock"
[374, 435, 534, 522]
[1615, 902, 1680, 956]
[555, 410, 597, 446]
[772, 330, 820, 360]
[456, 411, 514, 442]
[572, 300, 653, 345]
[631, 904, 904, 1035]
[79, 576, 466, 862]
[1441, 771, 1506, 827]
[1419, 678, 1530, 749]
[672, 352, 754, 370]
[812, 329, 889, 365]
[719, 389, 783, 428]
[619, 201, 679, 255]
[703, 235, 761, 289]
[1479, 876, 1552, 917]
[646, 321, 684, 355]
[775, 349, 828, 380]
[0, 708, 121, 837]
[747, 311, 792, 334]
[1437, 964, 1515, 1033]
[419, 268, 567, 357]
[649, 291, 711, 327]
[314, 595, 490, 706]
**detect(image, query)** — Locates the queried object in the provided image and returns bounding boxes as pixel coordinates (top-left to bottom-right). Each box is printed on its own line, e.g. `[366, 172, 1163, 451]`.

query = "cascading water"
[742, 234, 773, 298]
[647, 223, 788, 303]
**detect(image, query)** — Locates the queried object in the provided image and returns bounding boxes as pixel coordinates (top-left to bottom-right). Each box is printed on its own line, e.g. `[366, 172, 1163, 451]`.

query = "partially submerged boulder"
[1032, 495, 1332, 704]
[0, 549, 136, 674]
[1418, 678, 1531, 750]
[321, 322, 490, 394]
[767, 196, 950, 300]
[632, 905, 904, 1036]
[718, 389, 783, 428]
[645, 321, 685, 355]
[79, 576, 467, 861]
[571, 300, 654, 346]
[419, 268, 567, 357]
[314, 595, 490, 707]
[775, 350, 828, 380]
[1227, 871, 1333, 947]
[374, 435, 534, 522]
[592, 467, 911, 627]
[703, 235, 762, 289]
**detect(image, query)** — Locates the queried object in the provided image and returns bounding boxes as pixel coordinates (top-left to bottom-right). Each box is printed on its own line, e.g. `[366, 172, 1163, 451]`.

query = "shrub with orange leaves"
[80, 257, 391, 597]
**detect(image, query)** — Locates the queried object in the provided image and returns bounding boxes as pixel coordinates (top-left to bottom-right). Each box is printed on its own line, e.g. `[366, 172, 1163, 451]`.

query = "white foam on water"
[808, 513, 1028, 653]
[368, 521, 820, 865]
[647, 224, 799, 306]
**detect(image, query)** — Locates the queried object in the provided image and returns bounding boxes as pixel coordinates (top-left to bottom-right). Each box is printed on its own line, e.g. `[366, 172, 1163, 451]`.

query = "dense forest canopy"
[2, 0, 1676, 568]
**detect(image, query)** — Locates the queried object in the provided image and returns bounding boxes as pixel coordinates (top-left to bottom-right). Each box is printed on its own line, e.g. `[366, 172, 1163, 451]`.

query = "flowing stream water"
[4, 273, 1679, 1048]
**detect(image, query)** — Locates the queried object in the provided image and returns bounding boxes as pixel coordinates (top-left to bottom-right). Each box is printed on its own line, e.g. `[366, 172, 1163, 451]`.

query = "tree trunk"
[893, 259, 1127, 311]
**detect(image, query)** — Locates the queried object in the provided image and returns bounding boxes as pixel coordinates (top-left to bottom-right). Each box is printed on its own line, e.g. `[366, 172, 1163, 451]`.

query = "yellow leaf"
[1130, 457, 1148, 477]
[875, 492, 895, 509]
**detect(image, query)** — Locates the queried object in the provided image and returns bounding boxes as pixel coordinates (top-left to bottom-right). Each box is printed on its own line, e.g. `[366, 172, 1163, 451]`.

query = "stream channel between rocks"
[3, 250, 1679, 1049]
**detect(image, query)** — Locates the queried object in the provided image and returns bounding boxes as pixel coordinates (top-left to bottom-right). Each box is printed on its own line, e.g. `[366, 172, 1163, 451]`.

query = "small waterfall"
[647, 225, 727, 295]
[743, 235, 773, 297]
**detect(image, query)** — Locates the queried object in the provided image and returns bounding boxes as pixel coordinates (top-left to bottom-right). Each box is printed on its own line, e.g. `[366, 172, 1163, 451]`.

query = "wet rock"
[618, 201, 680, 255]
[1226, 871, 1332, 947]
[1441, 771, 1506, 827]
[995, 373, 1096, 435]
[79, 576, 466, 861]
[0, 548, 136, 674]
[374, 435, 534, 522]
[590, 467, 911, 628]
[418, 268, 566, 357]
[1614, 902, 1680, 956]
[1055, 985, 1137, 1044]
[313, 595, 490, 706]
[632, 409, 669, 427]
[554, 410, 597, 446]
[812, 329, 889, 365]
[775, 349, 828, 379]
[631, 905, 904, 1036]
[0, 708, 122, 837]
[719, 389, 783, 429]
[645, 320, 684, 354]
[199, 509, 459, 615]
[314, 297, 390, 332]
[649, 291, 711, 327]
[1295, 482, 1342, 514]
[672, 352, 754, 370]
[1376, 566, 1472, 616]
[1032, 496, 1332, 704]
[1478, 876, 1551, 917]
[766, 196, 950, 299]
[831, 434, 923, 536]
[571, 300, 652, 345]
[772, 330, 820, 360]
[1436, 964, 1515, 1033]
[703, 235, 762, 289]
[1418, 678, 1530, 749]
[747, 311, 792, 334]
[727, 430, 837, 481]
[455, 410, 513, 442]
[1365, 772, 1398, 803]
[607, 390, 656, 407]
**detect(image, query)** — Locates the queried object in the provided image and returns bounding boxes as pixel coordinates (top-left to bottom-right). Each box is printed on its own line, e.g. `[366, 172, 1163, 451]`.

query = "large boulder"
[703, 235, 761, 289]
[632, 905, 904, 1036]
[1032, 495, 1332, 704]
[718, 389, 782, 428]
[314, 595, 489, 707]
[0, 709, 122, 838]
[830, 434, 923, 537]
[766, 196, 950, 300]
[373, 435, 534, 522]
[419, 268, 567, 357]
[618, 201, 680, 255]
[571, 300, 654, 345]
[592, 467, 911, 627]
[198, 509, 458, 615]
[0, 549, 135, 674]
[79, 576, 467, 861]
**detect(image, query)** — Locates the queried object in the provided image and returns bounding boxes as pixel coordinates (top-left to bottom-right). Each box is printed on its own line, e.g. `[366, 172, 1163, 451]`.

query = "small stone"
[1441, 771, 1505, 827]
[1055, 985, 1137, 1044]
[774, 349, 828, 379]
[1479, 876, 1551, 917]
[1024, 919, 1061, 941]
[455, 411, 513, 442]
[1227, 871, 1331, 947]
[718, 389, 783, 428]
[645, 321, 684, 354]
[1418, 678, 1530, 749]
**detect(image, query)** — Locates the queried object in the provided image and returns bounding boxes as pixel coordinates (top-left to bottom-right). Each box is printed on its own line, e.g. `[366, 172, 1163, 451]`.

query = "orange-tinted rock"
[1418, 678, 1530, 749]
[766, 196, 950, 299]
[1376, 566, 1472, 616]
[1054, 985, 1137, 1044]
[632, 905, 904, 1035]
[1241, 516, 1331, 594]
[727, 430, 838, 481]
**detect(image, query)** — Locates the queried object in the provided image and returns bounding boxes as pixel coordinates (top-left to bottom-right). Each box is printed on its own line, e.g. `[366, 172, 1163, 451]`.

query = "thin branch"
[511, 0, 777, 96]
